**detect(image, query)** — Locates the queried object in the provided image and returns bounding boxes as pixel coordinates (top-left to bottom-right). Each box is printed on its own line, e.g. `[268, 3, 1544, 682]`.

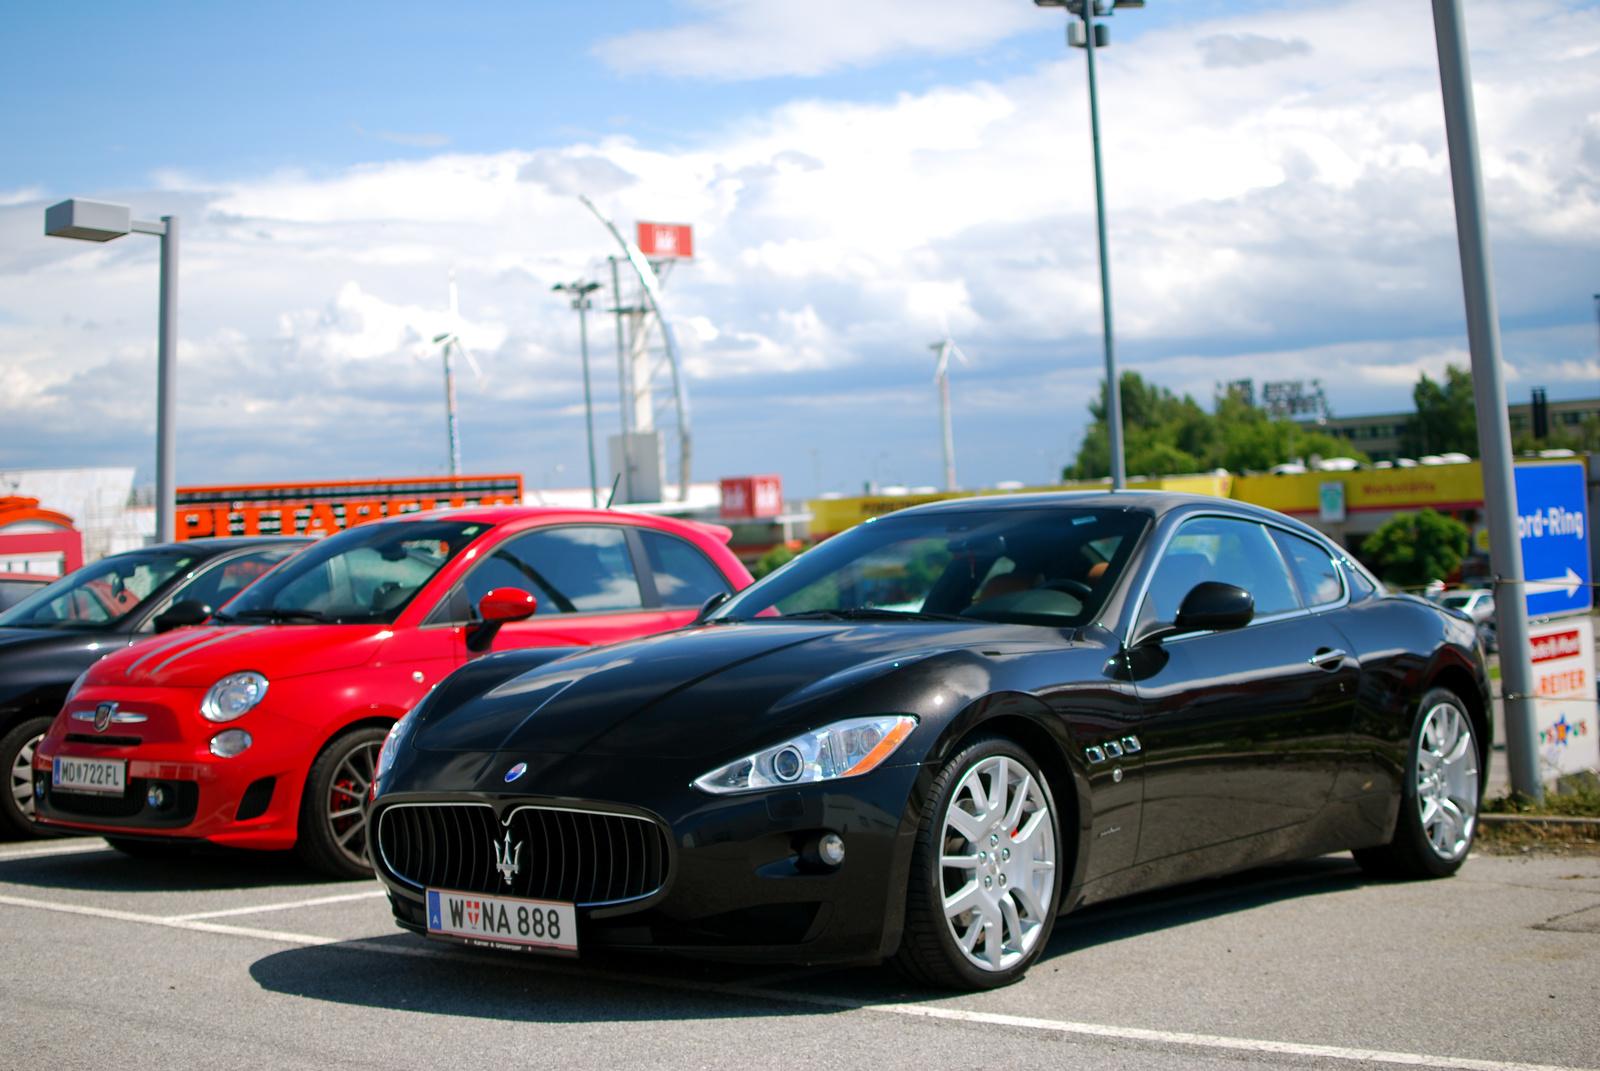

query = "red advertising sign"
[173, 474, 523, 540]
[720, 476, 783, 520]
[1531, 629, 1583, 663]
[636, 222, 693, 259]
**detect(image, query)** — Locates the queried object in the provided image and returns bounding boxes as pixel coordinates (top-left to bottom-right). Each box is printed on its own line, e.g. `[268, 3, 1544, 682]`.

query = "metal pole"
[155, 216, 178, 543]
[444, 346, 460, 477]
[1082, 11, 1126, 490]
[1430, 0, 1541, 801]
[577, 295, 599, 508]
[609, 257, 634, 503]
[940, 371, 957, 491]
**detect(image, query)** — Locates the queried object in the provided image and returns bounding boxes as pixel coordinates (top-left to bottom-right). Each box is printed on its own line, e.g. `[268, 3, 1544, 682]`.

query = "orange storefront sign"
[174, 475, 523, 541]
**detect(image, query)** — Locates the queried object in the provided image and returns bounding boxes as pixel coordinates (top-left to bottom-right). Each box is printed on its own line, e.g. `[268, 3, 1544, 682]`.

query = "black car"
[0, 537, 309, 838]
[369, 492, 1488, 989]
[0, 574, 53, 612]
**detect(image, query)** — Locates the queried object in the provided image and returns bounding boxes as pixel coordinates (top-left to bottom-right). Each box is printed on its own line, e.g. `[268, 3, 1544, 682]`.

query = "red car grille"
[376, 803, 669, 907]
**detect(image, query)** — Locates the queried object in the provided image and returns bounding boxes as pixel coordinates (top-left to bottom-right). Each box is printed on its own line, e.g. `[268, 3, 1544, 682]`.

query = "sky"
[2, 0, 1597, 498]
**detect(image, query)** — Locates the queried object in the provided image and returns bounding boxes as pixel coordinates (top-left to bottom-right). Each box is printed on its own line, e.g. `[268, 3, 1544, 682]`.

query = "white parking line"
[0, 839, 112, 861]
[0, 889, 1590, 1071]
[168, 889, 386, 921]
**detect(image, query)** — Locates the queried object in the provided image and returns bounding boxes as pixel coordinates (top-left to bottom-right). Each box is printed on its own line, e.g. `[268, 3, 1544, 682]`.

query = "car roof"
[363, 505, 734, 544]
[892, 490, 1316, 526]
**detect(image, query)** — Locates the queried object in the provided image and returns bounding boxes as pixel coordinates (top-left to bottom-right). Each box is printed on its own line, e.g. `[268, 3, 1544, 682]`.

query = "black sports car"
[0, 537, 309, 838]
[369, 492, 1488, 989]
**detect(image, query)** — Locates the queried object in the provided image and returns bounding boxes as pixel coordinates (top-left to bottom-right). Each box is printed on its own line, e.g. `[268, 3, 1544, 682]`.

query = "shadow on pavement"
[0, 843, 332, 893]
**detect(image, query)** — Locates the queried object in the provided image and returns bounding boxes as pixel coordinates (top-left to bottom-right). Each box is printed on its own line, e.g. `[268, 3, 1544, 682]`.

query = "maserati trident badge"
[494, 830, 522, 886]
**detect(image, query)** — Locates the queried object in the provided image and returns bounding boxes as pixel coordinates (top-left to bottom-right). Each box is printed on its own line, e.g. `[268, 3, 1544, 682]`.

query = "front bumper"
[370, 756, 926, 963]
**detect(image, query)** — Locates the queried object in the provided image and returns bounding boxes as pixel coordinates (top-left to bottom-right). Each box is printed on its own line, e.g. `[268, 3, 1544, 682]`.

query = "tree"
[1360, 508, 1470, 588]
[1401, 365, 1477, 458]
[751, 542, 798, 579]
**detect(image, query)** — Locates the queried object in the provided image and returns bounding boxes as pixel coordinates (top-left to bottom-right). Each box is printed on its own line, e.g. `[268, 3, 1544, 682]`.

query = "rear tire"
[893, 735, 1060, 990]
[295, 726, 386, 880]
[1354, 687, 1480, 880]
[0, 716, 62, 840]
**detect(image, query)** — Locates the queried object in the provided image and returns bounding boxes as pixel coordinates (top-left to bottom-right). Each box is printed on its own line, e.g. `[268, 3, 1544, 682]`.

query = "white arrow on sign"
[1523, 568, 1584, 598]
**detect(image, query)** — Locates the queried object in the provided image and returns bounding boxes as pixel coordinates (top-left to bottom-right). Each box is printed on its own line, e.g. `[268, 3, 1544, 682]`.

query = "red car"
[33, 507, 751, 877]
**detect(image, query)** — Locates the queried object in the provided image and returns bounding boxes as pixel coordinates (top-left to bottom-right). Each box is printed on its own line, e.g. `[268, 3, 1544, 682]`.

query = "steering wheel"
[1041, 578, 1093, 599]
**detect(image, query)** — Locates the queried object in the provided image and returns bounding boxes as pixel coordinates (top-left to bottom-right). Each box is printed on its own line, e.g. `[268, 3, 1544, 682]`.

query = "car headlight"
[200, 671, 269, 723]
[373, 702, 422, 798]
[693, 715, 918, 795]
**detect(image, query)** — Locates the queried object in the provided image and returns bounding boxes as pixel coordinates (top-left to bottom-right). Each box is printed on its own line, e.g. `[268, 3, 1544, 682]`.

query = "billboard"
[173, 474, 523, 540]
[720, 476, 783, 520]
[1514, 460, 1591, 618]
[1529, 615, 1597, 780]
[636, 222, 693, 259]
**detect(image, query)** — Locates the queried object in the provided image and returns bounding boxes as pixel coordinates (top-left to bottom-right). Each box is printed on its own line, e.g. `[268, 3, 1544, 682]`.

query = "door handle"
[1309, 647, 1347, 671]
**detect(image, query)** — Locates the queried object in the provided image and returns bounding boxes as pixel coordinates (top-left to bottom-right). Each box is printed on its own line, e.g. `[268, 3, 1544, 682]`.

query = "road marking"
[0, 839, 112, 861]
[0, 889, 1592, 1071]
[168, 889, 386, 921]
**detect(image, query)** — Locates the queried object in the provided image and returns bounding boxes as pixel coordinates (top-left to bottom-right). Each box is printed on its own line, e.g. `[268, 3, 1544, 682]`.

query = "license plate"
[52, 757, 127, 795]
[425, 889, 577, 954]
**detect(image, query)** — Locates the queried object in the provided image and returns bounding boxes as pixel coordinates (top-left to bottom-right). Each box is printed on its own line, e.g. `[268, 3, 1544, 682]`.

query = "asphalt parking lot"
[2, 838, 1595, 1071]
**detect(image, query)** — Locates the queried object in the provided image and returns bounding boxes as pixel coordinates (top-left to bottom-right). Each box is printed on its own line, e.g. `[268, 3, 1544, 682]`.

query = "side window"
[1141, 516, 1300, 628]
[452, 525, 644, 620]
[136, 547, 299, 632]
[1341, 557, 1378, 600]
[638, 529, 732, 608]
[1269, 529, 1344, 608]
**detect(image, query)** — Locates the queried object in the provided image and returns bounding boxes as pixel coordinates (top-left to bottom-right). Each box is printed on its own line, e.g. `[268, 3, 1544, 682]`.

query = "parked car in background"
[0, 538, 310, 839]
[0, 574, 53, 613]
[369, 492, 1488, 990]
[34, 507, 751, 875]
[1438, 588, 1497, 652]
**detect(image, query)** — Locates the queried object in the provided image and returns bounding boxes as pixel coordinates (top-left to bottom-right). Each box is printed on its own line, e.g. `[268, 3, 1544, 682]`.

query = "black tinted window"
[639, 529, 731, 608]
[136, 546, 302, 633]
[1143, 517, 1299, 626]
[0, 550, 200, 629]
[1270, 529, 1343, 608]
[452, 525, 643, 619]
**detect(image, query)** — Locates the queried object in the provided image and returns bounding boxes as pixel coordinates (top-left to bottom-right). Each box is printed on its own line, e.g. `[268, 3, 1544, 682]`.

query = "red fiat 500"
[34, 507, 751, 877]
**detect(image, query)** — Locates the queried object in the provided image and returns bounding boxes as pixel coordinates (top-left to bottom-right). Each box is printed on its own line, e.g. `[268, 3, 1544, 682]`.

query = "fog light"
[147, 784, 168, 809]
[209, 729, 253, 758]
[818, 832, 846, 866]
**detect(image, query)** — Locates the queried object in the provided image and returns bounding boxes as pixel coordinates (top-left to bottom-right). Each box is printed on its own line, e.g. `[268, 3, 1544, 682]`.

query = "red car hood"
[91, 625, 386, 688]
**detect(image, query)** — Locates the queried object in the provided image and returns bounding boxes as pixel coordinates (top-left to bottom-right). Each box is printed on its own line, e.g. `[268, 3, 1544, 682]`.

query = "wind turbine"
[930, 324, 970, 492]
[418, 266, 485, 478]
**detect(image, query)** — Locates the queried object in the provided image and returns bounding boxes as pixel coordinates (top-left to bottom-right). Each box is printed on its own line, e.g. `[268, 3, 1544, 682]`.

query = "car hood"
[415, 620, 1026, 759]
[88, 624, 385, 688]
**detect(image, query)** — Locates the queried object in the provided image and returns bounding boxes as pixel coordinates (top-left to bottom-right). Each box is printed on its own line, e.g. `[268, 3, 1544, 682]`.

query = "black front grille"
[378, 803, 670, 906]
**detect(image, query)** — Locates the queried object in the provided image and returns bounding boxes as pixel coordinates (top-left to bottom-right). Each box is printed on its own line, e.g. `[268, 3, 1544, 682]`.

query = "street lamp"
[1034, 0, 1144, 490]
[45, 199, 180, 542]
[554, 280, 604, 507]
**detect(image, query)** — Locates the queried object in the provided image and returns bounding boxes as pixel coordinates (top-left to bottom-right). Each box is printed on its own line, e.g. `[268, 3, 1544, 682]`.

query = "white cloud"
[593, 0, 1037, 80]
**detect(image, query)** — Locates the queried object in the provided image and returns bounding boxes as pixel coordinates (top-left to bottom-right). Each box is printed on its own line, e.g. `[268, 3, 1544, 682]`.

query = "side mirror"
[466, 588, 537, 653]
[1174, 582, 1254, 633]
[693, 591, 730, 623]
[153, 598, 212, 634]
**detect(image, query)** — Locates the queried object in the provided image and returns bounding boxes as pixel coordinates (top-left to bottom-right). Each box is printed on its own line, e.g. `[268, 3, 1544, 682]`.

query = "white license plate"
[52, 756, 127, 795]
[426, 888, 577, 954]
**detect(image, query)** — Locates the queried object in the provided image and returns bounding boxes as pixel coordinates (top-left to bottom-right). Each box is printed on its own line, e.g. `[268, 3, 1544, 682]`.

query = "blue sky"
[3, 0, 1597, 497]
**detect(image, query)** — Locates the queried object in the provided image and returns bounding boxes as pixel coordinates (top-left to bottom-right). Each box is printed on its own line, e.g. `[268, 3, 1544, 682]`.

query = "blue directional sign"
[1514, 461, 1592, 618]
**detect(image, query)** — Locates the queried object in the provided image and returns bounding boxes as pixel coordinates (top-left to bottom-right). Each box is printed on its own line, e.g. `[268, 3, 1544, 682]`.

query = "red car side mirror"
[479, 587, 537, 622]
[466, 588, 537, 653]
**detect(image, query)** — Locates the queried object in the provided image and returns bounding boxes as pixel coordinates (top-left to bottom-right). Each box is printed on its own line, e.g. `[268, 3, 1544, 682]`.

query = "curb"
[1479, 813, 1600, 827]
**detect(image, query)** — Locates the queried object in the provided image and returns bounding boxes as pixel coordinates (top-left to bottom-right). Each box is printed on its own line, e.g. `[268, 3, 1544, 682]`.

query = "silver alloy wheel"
[939, 754, 1056, 972]
[1416, 700, 1479, 861]
[10, 731, 42, 822]
[326, 740, 380, 868]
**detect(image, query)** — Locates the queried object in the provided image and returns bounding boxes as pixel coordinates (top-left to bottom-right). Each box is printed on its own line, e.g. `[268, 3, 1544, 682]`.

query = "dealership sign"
[719, 475, 783, 520]
[1528, 615, 1597, 781]
[174, 474, 523, 540]
[635, 222, 693, 259]
[1514, 460, 1591, 618]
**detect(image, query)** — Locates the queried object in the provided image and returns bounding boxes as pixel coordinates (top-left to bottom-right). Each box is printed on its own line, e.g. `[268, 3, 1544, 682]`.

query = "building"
[1322, 395, 1600, 463]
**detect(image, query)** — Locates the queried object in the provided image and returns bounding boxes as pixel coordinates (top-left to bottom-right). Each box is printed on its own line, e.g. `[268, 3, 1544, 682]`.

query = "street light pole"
[45, 199, 180, 543]
[1035, 0, 1143, 489]
[1429, 0, 1542, 801]
[555, 280, 604, 508]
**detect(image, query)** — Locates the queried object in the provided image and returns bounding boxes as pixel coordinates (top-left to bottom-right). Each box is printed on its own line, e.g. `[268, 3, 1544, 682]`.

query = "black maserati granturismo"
[368, 491, 1488, 989]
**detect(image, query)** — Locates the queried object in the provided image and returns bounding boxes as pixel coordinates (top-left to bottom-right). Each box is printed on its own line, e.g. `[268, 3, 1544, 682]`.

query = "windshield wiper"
[231, 607, 335, 624]
[781, 608, 966, 623]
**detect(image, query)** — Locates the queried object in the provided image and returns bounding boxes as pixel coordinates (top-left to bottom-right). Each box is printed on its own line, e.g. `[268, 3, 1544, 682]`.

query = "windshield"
[219, 520, 487, 625]
[1442, 595, 1473, 610]
[0, 550, 202, 630]
[714, 507, 1149, 628]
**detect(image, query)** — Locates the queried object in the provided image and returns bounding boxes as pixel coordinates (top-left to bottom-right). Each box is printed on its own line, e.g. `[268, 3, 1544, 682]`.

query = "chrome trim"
[70, 709, 147, 724]
[1103, 741, 1124, 759]
[1121, 734, 1142, 753]
[1085, 746, 1106, 764]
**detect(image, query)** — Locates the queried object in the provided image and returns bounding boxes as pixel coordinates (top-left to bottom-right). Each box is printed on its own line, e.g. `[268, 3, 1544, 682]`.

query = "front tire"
[0, 716, 62, 840]
[1354, 687, 1481, 880]
[295, 726, 386, 880]
[894, 736, 1060, 990]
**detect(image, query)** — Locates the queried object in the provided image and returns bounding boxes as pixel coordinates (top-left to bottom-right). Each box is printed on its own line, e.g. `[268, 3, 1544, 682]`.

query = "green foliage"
[1484, 776, 1600, 817]
[1401, 365, 1478, 458]
[1514, 412, 1600, 455]
[1360, 508, 1470, 588]
[1065, 373, 1366, 479]
[751, 543, 798, 580]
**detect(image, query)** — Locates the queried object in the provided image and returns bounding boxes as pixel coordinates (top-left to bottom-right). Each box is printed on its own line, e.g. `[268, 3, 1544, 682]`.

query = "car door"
[1130, 515, 1358, 864]
[429, 524, 682, 656]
